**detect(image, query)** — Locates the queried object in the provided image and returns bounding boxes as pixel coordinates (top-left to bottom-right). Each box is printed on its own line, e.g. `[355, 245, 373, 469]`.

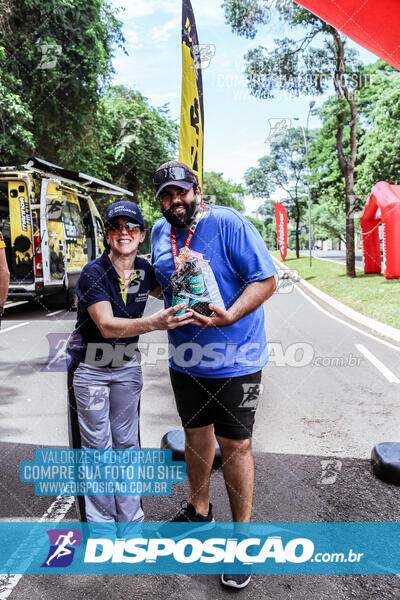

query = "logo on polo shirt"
[122, 269, 145, 295]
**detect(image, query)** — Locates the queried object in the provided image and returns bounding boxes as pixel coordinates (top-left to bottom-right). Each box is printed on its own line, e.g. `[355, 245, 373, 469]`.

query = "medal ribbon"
[170, 204, 206, 269]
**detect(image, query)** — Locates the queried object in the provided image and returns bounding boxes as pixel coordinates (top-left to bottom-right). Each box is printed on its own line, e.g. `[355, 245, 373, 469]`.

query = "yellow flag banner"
[179, 0, 204, 186]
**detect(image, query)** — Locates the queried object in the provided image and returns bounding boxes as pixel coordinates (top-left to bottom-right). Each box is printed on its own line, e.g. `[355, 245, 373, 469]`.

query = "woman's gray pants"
[73, 361, 144, 534]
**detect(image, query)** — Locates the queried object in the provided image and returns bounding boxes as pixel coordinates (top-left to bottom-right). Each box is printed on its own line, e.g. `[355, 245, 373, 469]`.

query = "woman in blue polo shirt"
[68, 200, 193, 536]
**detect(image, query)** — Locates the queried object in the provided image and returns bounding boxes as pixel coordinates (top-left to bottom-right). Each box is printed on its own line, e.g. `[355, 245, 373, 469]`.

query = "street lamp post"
[294, 100, 315, 267]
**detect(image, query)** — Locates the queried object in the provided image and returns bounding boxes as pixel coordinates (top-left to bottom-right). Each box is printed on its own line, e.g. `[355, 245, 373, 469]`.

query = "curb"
[272, 256, 400, 346]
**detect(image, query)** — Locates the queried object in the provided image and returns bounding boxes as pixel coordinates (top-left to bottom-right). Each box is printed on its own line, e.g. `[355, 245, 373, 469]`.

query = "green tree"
[0, 0, 181, 257]
[308, 60, 397, 245]
[0, 47, 33, 163]
[245, 128, 308, 257]
[93, 87, 179, 239]
[202, 171, 246, 212]
[312, 203, 346, 246]
[307, 104, 347, 246]
[224, 0, 364, 277]
[61, 85, 179, 217]
[355, 68, 400, 198]
[308, 98, 345, 212]
[256, 200, 277, 248]
[1, 0, 124, 163]
[104, 87, 179, 200]
[247, 215, 270, 244]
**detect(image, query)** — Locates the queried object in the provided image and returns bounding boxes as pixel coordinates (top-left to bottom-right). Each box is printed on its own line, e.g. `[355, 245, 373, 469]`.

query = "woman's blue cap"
[105, 201, 144, 227]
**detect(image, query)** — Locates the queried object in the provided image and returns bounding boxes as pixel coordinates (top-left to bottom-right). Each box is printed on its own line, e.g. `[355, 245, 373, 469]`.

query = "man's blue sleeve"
[76, 267, 110, 310]
[227, 220, 277, 285]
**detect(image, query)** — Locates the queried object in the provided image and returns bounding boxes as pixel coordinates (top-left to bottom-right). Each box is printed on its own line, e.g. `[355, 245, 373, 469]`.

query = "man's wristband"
[0, 306, 4, 318]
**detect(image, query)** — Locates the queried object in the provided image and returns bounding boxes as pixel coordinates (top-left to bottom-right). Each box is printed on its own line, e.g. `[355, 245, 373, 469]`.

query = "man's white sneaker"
[221, 573, 251, 589]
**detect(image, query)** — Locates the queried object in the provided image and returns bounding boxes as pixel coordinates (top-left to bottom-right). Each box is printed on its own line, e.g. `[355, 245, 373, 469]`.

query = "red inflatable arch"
[360, 181, 400, 279]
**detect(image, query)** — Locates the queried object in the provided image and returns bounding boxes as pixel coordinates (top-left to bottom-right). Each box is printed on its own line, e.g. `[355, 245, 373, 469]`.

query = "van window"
[62, 200, 84, 239]
[68, 202, 84, 239]
[47, 198, 63, 222]
[62, 202, 75, 239]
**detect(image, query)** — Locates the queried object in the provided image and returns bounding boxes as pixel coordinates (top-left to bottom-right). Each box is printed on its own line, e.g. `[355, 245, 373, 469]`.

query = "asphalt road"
[1, 282, 400, 599]
[300, 250, 365, 269]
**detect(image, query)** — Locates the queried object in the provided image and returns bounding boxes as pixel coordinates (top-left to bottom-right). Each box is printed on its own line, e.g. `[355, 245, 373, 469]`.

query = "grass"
[271, 250, 400, 330]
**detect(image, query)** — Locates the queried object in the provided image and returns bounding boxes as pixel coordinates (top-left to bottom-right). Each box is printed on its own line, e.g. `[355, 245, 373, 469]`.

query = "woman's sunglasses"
[106, 223, 142, 236]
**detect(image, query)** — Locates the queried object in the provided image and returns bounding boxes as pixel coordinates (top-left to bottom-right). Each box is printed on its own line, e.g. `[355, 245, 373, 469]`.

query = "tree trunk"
[295, 212, 300, 258]
[295, 226, 300, 258]
[345, 172, 356, 278]
[295, 198, 300, 258]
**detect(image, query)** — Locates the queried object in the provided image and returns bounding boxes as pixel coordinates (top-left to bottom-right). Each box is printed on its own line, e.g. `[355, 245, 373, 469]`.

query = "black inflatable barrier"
[160, 430, 222, 469]
[371, 442, 400, 485]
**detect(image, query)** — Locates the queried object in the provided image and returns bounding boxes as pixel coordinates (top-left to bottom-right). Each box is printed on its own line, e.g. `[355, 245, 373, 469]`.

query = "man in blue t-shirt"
[151, 161, 277, 589]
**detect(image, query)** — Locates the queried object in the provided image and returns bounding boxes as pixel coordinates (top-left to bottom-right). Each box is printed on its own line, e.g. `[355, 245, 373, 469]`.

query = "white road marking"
[4, 302, 29, 310]
[355, 344, 400, 384]
[0, 322, 30, 335]
[295, 285, 400, 354]
[0, 495, 75, 600]
[39, 495, 75, 522]
[46, 310, 64, 317]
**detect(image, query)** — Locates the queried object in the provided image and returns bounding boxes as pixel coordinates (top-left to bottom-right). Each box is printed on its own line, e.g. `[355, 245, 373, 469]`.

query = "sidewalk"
[273, 255, 400, 347]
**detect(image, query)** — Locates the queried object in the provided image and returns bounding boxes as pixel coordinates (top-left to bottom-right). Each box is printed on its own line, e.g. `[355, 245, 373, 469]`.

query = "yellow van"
[0, 157, 133, 307]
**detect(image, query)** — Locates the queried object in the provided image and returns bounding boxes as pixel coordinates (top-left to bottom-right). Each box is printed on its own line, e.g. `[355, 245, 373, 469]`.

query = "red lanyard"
[170, 204, 205, 269]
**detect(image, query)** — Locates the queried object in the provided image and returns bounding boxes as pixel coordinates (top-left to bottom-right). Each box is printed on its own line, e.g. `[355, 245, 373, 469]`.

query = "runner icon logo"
[239, 383, 264, 409]
[86, 386, 108, 411]
[42, 529, 82, 568]
[42, 333, 82, 372]
[192, 44, 216, 69]
[265, 118, 291, 145]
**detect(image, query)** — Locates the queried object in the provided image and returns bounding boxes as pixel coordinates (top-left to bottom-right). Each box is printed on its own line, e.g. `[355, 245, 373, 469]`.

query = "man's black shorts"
[169, 368, 263, 440]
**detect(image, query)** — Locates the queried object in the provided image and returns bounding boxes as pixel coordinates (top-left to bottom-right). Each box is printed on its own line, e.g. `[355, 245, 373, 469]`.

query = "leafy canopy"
[202, 171, 246, 213]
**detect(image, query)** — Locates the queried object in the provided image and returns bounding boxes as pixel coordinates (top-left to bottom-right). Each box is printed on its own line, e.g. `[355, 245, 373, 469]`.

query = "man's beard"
[162, 197, 199, 228]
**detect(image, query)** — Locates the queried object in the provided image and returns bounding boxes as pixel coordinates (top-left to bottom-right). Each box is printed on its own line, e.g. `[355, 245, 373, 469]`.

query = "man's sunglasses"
[106, 222, 142, 236]
[153, 166, 198, 186]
